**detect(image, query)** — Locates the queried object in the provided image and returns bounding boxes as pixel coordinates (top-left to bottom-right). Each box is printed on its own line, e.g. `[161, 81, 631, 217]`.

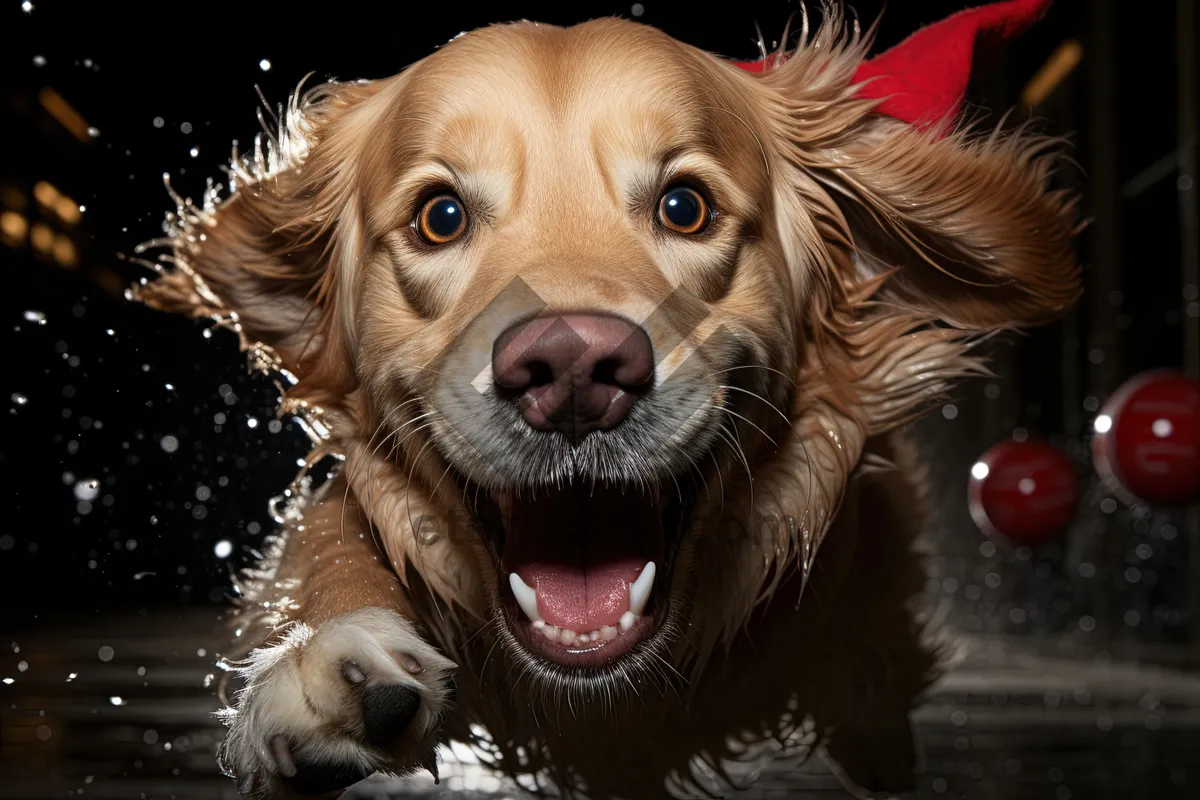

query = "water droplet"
[259, 59, 272, 71]
[246, 417, 258, 429]
[32, 55, 46, 67]
[11, 393, 27, 406]
[213, 540, 233, 559]
[189, 147, 199, 158]
[109, 696, 126, 706]
[35, 725, 51, 741]
[87, 127, 100, 138]
[180, 122, 193, 134]
[1, 677, 13, 685]
[17, 661, 27, 672]
[631, 2, 644, 16]
[22, 1, 34, 13]
[202, 673, 215, 688]
[73, 478, 99, 501]
[160, 435, 179, 453]
[23, 310, 46, 325]
[942, 403, 958, 420]
[97, 645, 114, 662]
[143, 729, 159, 745]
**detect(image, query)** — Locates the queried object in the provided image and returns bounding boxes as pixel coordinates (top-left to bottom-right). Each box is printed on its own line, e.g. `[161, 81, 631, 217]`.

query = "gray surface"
[2, 611, 1199, 799]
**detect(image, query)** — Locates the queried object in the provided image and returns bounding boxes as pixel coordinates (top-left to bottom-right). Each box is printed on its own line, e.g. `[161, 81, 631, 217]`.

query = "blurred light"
[54, 196, 80, 225]
[33, 181, 80, 226]
[1021, 40, 1083, 109]
[22, 1, 33, 12]
[259, 59, 271, 71]
[0, 211, 28, 246]
[1094, 414, 1113, 434]
[38, 88, 91, 143]
[33, 181, 59, 208]
[970, 462, 989, 480]
[52, 234, 78, 267]
[29, 223, 53, 254]
[214, 540, 233, 559]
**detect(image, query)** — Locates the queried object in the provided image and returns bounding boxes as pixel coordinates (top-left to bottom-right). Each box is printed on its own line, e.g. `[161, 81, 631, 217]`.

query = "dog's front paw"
[217, 608, 457, 798]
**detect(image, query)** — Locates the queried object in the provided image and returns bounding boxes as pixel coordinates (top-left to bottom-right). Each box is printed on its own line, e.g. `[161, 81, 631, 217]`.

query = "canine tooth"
[509, 573, 541, 623]
[600, 625, 618, 641]
[532, 619, 545, 630]
[628, 562, 656, 617]
[542, 624, 561, 643]
[619, 611, 636, 633]
[560, 629, 577, 646]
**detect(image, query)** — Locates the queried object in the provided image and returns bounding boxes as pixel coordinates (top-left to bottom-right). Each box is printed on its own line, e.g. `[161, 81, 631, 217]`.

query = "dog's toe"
[361, 683, 423, 747]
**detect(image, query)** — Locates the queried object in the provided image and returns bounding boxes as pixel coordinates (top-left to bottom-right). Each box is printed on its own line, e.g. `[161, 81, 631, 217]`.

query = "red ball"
[1092, 370, 1200, 506]
[968, 438, 1080, 544]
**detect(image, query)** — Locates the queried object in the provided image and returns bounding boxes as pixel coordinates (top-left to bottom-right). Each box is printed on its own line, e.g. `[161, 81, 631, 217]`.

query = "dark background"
[1, 0, 1197, 662]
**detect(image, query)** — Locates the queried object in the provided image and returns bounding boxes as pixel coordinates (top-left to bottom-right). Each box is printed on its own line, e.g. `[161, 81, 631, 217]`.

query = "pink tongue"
[504, 484, 663, 631]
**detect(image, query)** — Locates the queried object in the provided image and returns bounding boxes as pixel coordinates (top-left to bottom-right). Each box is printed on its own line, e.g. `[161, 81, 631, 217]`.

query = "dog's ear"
[133, 79, 387, 408]
[752, 18, 1081, 430]
[794, 114, 1081, 332]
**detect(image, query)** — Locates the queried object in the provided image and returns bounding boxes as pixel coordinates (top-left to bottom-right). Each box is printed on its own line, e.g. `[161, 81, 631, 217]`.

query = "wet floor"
[2, 610, 1199, 799]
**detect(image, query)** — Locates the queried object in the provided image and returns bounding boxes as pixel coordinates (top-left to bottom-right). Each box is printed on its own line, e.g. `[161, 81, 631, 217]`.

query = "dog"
[133, 3, 1081, 797]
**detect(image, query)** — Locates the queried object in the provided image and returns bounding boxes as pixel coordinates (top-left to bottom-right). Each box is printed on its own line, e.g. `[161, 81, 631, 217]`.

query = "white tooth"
[628, 562, 656, 617]
[542, 624, 561, 643]
[560, 629, 577, 646]
[576, 633, 590, 644]
[619, 611, 636, 632]
[600, 626, 618, 641]
[532, 620, 545, 630]
[509, 573, 541, 623]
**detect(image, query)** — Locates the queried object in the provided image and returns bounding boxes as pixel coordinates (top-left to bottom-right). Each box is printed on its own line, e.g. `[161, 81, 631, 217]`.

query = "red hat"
[734, 0, 1053, 127]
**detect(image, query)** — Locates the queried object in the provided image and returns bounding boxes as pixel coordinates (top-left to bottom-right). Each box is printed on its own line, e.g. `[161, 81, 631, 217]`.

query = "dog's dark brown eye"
[657, 186, 709, 235]
[415, 193, 467, 245]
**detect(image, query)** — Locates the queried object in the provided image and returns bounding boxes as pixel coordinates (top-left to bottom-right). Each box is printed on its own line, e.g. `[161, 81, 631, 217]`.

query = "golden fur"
[134, 6, 1081, 798]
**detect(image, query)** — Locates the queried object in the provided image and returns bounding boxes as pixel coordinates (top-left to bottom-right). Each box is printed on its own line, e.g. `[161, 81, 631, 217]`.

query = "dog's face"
[353, 22, 794, 673]
[138, 16, 1079, 690]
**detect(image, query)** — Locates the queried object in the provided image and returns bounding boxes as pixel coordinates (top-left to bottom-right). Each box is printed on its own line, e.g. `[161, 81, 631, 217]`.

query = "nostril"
[592, 358, 620, 388]
[526, 360, 555, 389]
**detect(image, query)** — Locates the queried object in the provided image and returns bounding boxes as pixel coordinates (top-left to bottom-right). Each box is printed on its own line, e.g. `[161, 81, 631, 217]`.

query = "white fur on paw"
[216, 608, 457, 797]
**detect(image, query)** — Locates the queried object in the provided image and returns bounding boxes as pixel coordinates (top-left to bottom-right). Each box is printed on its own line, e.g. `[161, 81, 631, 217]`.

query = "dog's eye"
[415, 193, 467, 245]
[657, 186, 709, 235]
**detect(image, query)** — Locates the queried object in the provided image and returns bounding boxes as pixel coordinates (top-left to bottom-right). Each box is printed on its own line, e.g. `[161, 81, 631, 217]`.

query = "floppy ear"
[132, 79, 386, 410]
[753, 9, 1081, 433]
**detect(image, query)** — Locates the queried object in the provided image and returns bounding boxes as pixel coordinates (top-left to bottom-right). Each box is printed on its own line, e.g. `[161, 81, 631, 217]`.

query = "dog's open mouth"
[469, 480, 693, 667]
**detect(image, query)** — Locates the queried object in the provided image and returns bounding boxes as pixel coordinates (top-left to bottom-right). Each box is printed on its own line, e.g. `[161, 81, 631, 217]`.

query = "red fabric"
[734, 0, 1052, 127]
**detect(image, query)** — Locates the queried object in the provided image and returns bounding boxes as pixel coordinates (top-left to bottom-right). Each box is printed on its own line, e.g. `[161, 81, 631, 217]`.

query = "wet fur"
[134, 6, 1080, 798]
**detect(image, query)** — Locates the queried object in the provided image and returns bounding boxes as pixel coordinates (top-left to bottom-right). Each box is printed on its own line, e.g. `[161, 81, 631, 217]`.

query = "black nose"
[492, 313, 655, 440]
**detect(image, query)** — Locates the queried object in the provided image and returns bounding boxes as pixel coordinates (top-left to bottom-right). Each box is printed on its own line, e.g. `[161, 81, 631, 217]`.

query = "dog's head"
[137, 10, 1079, 692]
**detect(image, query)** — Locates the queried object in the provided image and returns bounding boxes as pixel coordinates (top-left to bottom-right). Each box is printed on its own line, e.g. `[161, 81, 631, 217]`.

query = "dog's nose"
[492, 313, 654, 439]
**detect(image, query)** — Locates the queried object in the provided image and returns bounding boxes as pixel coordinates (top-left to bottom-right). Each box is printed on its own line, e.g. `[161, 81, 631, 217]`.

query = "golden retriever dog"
[133, 3, 1080, 797]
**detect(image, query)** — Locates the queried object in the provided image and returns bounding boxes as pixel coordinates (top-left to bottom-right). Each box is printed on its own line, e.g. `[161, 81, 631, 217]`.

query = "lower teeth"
[536, 620, 628, 646]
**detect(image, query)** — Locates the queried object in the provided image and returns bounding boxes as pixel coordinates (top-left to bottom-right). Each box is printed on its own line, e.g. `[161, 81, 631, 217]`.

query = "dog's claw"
[237, 773, 257, 796]
[341, 659, 367, 685]
[270, 734, 298, 778]
[396, 652, 424, 675]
